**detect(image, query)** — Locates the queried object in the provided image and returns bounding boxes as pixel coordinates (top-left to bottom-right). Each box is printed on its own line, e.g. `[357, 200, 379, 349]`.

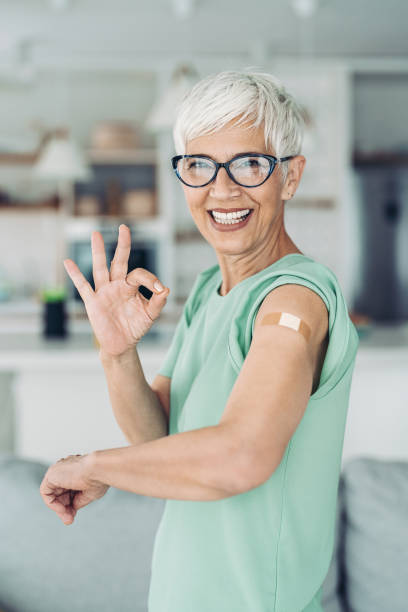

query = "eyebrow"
[185, 151, 271, 159]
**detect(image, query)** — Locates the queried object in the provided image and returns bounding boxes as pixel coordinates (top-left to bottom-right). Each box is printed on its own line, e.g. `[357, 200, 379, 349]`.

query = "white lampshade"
[290, 0, 319, 18]
[146, 64, 199, 131]
[33, 135, 92, 182]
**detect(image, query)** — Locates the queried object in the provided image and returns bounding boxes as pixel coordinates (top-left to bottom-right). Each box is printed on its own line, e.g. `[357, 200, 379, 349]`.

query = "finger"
[72, 490, 95, 511]
[125, 267, 168, 298]
[40, 484, 75, 524]
[91, 231, 110, 291]
[56, 491, 72, 506]
[63, 259, 95, 303]
[50, 498, 75, 524]
[110, 224, 131, 282]
[144, 286, 170, 321]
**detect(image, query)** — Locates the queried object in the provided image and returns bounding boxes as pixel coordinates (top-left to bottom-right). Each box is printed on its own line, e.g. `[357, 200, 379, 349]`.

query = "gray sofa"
[0, 452, 407, 612]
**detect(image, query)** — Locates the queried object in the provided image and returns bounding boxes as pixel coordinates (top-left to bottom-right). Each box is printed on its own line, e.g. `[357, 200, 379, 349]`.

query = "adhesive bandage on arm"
[259, 312, 311, 342]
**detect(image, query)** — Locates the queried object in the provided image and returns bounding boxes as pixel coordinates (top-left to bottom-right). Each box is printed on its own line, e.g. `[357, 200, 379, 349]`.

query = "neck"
[216, 226, 302, 296]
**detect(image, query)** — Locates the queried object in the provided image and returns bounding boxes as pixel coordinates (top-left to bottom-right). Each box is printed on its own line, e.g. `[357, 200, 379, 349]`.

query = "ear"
[280, 156, 306, 201]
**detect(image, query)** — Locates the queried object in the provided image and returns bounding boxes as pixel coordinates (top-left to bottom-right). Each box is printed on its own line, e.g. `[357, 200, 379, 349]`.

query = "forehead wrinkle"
[185, 123, 267, 160]
[186, 148, 268, 162]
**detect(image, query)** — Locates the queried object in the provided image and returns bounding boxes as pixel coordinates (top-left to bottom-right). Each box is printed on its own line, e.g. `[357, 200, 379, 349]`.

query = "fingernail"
[154, 281, 164, 292]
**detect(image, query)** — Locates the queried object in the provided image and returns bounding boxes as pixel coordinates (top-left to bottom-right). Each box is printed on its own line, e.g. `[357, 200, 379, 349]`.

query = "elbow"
[217, 424, 264, 496]
[222, 446, 265, 496]
[231, 453, 265, 494]
[152, 390, 170, 437]
[229, 447, 285, 495]
[216, 424, 279, 496]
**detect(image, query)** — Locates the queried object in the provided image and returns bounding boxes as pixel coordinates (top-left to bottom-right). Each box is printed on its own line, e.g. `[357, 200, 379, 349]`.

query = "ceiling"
[0, 0, 407, 75]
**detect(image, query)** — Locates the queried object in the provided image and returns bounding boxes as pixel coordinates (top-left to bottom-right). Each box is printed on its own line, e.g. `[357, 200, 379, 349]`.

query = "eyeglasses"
[171, 153, 295, 188]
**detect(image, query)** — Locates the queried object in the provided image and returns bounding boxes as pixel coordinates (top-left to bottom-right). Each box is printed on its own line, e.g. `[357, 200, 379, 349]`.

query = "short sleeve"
[157, 310, 189, 378]
[227, 266, 359, 400]
[157, 272, 204, 378]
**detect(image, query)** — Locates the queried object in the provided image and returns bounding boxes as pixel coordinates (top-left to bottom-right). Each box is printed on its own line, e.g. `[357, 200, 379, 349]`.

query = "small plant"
[39, 287, 67, 303]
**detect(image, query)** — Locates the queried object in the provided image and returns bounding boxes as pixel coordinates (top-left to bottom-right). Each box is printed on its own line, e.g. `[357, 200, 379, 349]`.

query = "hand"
[63, 224, 170, 357]
[39, 454, 109, 525]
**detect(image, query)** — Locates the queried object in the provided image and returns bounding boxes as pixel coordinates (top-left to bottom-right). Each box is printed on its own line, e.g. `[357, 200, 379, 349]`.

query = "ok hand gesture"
[64, 224, 169, 357]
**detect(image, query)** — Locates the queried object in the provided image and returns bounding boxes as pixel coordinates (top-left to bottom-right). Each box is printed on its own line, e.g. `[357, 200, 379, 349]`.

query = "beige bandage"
[260, 311, 311, 342]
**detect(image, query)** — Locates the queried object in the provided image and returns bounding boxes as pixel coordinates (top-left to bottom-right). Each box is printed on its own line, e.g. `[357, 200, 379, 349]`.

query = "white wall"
[0, 71, 156, 149]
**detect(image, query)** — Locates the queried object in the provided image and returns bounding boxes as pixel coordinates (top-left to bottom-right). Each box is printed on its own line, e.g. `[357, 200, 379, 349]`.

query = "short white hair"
[173, 69, 306, 185]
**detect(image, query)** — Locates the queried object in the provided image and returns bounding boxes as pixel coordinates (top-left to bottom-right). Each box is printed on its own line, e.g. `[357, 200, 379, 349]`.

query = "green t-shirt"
[148, 253, 359, 612]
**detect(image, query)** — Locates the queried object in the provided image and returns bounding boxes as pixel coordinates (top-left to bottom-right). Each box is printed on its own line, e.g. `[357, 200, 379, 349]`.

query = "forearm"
[87, 423, 249, 501]
[99, 347, 168, 445]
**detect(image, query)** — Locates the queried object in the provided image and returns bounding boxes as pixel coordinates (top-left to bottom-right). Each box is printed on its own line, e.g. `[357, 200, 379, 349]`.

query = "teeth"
[211, 209, 251, 224]
[212, 209, 250, 219]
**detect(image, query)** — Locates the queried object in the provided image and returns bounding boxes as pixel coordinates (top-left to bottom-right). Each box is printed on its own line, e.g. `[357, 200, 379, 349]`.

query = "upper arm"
[150, 374, 171, 429]
[218, 283, 329, 492]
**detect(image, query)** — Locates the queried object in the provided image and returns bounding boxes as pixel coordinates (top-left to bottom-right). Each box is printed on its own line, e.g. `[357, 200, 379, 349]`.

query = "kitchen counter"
[0, 326, 176, 462]
[0, 329, 173, 370]
[0, 297, 183, 370]
[354, 321, 408, 347]
[0, 321, 408, 372]
[1, 321, 408, 464]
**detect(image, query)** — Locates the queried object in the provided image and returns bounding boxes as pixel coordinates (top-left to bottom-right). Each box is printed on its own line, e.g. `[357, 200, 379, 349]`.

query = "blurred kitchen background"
[1, 0, 408, 465]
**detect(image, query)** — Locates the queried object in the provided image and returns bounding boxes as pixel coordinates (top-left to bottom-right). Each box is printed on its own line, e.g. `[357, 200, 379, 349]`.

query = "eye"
[234, 157, 262, 168]
[187, 160, 208, 169]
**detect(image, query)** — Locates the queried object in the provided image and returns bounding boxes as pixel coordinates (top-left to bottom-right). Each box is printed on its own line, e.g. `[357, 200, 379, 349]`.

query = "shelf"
[353, 151, 408, 166]
[289, 197, 335, 209]
[67, 214, 161, 223]
[64, 215, 169, 240]
[87, 148, 157, 165]
[0, 149, 157, 166]
[175, 228, 206, 243]
[0, 196, 60, 211]
[0, 152, 38, 165]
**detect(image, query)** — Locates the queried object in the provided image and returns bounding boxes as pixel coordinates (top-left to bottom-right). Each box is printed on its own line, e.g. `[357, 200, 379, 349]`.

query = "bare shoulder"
[253, 282, 329, 351]
[253, 283, 330, 395]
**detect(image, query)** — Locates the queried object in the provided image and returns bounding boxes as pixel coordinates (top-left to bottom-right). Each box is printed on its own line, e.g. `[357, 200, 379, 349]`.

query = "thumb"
[145, 285, 170, 321]
[73, 490, 94, 511]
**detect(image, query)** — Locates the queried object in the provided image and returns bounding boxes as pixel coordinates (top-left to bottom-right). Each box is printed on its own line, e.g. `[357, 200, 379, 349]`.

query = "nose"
[209, 165, 241, 200]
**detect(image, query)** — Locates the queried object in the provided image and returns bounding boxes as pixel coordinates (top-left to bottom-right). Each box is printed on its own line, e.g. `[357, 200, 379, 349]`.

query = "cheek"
[252, 184, 280, 210]
[183, 188, 207, 212]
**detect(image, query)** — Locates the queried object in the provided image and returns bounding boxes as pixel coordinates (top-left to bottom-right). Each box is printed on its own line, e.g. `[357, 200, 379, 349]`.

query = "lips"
[207, 208, 254, 231]
[209, 208, 253, 213]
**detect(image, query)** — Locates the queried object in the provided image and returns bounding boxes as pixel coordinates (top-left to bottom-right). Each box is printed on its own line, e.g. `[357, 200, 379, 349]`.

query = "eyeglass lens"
[176, 156, 273, 187]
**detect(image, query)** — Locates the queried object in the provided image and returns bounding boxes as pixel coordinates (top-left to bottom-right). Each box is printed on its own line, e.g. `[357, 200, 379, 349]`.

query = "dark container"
[41, 288, 68, 338]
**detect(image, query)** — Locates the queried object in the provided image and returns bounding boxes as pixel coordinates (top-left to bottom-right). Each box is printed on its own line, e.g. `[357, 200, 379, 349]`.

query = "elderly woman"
[40, 70, 359, 612]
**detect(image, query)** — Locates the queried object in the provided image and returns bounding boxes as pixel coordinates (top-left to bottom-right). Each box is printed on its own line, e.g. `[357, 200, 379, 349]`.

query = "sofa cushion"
[0, 452, 165, 612]
[341, 456, 408, 612]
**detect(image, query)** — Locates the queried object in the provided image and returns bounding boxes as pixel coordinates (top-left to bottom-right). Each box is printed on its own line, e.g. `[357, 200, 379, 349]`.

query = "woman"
[40, 70, 359, 612]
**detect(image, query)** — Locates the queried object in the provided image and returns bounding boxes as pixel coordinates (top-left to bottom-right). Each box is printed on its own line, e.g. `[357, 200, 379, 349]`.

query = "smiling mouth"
[207, 209, 253, 225]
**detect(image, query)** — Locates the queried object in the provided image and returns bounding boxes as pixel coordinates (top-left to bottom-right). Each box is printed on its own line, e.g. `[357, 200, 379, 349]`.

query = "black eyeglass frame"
[171, 153, 295, 188]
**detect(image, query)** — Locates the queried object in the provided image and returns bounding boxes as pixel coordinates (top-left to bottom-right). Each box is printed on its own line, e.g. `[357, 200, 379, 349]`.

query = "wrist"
[84, 450, 102, 484]
[99, 346, 137, 364]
